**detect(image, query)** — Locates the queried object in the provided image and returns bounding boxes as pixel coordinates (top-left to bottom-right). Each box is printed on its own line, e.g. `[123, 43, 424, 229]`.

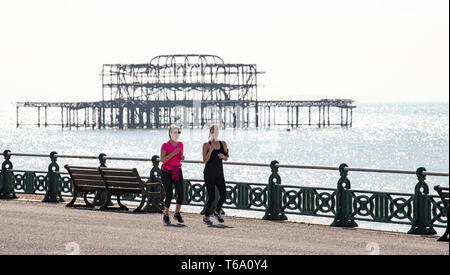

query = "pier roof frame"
[101, 54, 262, 102]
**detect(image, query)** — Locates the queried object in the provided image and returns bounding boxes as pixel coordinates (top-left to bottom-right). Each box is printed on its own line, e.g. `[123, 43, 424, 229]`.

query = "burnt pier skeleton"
[15, 54, 356, 129]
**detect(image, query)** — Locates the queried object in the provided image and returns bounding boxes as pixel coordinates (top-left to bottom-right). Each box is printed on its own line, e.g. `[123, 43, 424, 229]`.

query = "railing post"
[0, 150, 17, 199]
[434, 185, 449, 242]
[144, 155, 164, 212]
[236, 183, 249, 210]
[331, 164, 357, 227]
[42, 151, 64, 202]
[93, 153, 109, 206]
[408, 167, 437, 235]
[263, 160, 287, 220]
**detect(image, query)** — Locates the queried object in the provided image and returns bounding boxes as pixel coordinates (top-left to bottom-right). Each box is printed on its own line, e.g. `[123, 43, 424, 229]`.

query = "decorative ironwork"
[1, 150, 447, 235]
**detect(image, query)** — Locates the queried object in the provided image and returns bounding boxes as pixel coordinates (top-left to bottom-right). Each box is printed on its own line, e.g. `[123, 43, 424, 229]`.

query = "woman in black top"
[202, 124, 229, 225]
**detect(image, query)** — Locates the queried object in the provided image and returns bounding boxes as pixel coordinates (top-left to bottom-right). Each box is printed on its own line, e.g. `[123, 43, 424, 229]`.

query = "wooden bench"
[434, 185, 449, 242]
[64, 165, 104, 208]
[64, 165, 163, 212]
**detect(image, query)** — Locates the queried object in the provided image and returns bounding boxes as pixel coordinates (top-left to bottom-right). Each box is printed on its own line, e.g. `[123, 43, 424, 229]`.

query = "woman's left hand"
[181, 155, 185, 161]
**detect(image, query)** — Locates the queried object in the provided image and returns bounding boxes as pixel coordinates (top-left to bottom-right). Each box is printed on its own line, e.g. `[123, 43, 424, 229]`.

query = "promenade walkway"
[0, 198, 448, 255]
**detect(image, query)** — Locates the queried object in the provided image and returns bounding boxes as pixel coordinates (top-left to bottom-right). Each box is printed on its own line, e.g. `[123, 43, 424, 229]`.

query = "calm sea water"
[0, 102, 448, 231]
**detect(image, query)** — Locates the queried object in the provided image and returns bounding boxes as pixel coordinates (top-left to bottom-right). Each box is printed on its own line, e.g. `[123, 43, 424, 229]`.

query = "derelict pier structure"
[15, 54, 356, 129]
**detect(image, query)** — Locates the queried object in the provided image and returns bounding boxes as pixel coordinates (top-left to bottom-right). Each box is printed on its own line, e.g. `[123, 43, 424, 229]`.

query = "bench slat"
[67, 166, 99, 171]
[69, 169, 101, 176]
[67, 166, 99, 170]
[100, 167, 136, 172]
[106, 187, 142, 193]
[101, 171, 136, 178]
[75, 186, 104, 192]
[105, 181, 141, 189]
[103, 175, 140, 183]
[70, 174, 103, 181]
[73, 179, 104, 187]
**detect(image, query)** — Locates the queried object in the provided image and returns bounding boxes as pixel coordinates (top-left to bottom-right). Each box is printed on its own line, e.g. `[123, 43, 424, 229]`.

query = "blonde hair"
[208, 124, 219, 141]
[168, 124, 179, 137]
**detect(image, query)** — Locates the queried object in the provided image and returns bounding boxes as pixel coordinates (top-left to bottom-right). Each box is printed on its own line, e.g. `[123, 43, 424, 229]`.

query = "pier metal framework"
[15, 54, 356, 129]
[102, 54, 259, 102]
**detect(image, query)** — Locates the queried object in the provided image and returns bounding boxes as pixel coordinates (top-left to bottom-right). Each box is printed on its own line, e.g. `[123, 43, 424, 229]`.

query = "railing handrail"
[4, 151, 449, 177]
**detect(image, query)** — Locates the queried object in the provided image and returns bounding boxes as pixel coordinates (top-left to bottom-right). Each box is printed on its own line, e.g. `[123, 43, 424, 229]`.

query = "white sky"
[0, 0, 448, 104]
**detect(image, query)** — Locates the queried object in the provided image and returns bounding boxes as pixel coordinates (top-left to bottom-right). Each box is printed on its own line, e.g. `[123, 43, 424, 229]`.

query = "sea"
[0, 101, 448, 232]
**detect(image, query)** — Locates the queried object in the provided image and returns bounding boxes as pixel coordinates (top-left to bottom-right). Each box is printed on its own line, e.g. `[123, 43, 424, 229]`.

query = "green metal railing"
[0, 149, 448, 236]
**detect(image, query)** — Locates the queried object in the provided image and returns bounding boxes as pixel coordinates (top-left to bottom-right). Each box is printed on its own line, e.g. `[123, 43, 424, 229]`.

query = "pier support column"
[308, 107, 311, 126]
[129, 105, 136, 129]
[118, 107, 124, 129]
[154, 107, 160, 128]
[290, 106, 293, 127]
[345, 107, 349, 127]
[86, 107, 90, 128]
[102, 106, 105, 129]
[44, 106, 48, 127]
[318, 106, 321, 128]
[255, 104, 259, 128]
[110, 106, 114, 128]
[69, 108, 72, 129]
[91, 107, 95, 129]
[38, 107, 41, 127]
[146, 106, 151, 128]
[286, 107, 289, 127]
[246, 106, 249, 128]
[97, 107, 102, 129]
[350, 108, 353, 127]
[200, 106, 204, 128]
[327, 105, 330, 126]
[84, 108, 87, 128]
[16, 106, 19, 128]
[322, 105, 326, 127]
[223, 106, 227, 129]
[76, 108, 79, 128]
[218, 106, 223, 128]
[138, 107, 144, 128]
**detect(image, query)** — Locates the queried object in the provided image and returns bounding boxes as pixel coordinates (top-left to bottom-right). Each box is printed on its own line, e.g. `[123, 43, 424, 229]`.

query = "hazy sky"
[0, 0, 448, 104]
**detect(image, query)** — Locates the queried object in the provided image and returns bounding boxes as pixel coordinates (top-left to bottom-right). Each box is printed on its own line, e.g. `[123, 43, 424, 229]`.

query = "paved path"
[0, 199, 448, 255]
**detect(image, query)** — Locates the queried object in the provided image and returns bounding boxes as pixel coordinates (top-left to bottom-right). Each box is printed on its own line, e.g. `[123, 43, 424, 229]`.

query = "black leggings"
[204, 172, 226, 216]
[161, 169, 184, 208]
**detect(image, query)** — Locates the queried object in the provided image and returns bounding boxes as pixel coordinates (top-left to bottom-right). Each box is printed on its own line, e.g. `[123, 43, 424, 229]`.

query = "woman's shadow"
[207, 224, 233, 229]
[164, 223, 188, 228]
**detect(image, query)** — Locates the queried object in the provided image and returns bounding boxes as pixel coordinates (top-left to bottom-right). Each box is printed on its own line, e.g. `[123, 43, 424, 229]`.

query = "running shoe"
[203, 216, 213, 225]
[174, 212, 184, 223]
[213, 211, 224, 223]
[163, 214, 171, 225]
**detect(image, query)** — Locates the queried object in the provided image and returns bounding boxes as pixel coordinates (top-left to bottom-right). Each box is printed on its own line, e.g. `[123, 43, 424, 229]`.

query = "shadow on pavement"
[164, 223, 187, 228]
[207, 224, 233, 229]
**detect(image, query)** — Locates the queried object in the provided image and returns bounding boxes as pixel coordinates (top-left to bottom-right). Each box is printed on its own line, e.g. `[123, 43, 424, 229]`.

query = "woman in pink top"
[160, 125, 185, 225]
